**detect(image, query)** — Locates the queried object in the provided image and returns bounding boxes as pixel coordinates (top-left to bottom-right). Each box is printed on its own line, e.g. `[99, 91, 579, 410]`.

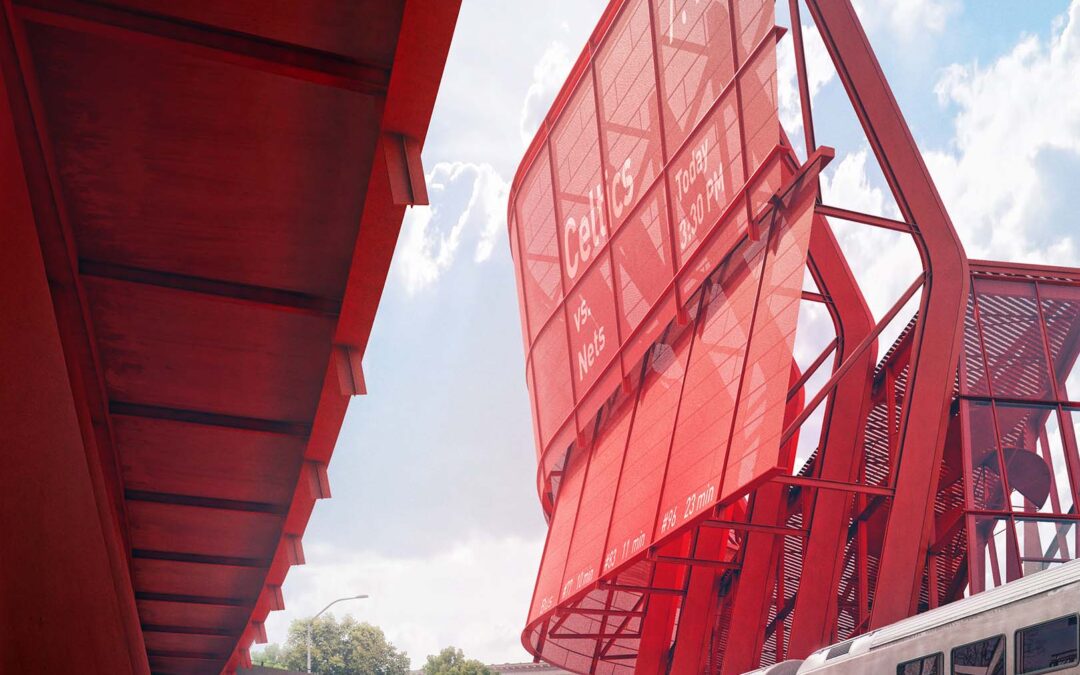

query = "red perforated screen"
[510, 0, 802, 665]
[510, 0, 782, 476]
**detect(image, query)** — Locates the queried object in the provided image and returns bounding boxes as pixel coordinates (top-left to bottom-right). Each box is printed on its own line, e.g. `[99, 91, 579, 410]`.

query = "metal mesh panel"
[1039, 283, 1080, 398]
[510, 0, 781, 473]
[654, 0, 736, 153]
[722, 195, 811, 501]
[962, 293, 991, 396]
[611, 182, 675, 374]
[566, 256, 621, 421]
[532, 311, 575, 450]
[517, 149, 562, 341]
[529, 441, 591, 626]
[668, 90, 744, 279]
[596, 0, 664, 234]
[658, 255, 762, 539]
[563, 403, 635, 601]
[959, 273, 1080, 594]
[512, 1, 809, 670]
[740, 42, 781, 216]
[606, 327, 694, 574]
[553, 77, 608, 292]
[973, 279, 1055, 401]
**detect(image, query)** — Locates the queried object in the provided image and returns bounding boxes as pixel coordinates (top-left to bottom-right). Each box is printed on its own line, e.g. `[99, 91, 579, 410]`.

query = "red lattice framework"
[507, 1, 1080, 673]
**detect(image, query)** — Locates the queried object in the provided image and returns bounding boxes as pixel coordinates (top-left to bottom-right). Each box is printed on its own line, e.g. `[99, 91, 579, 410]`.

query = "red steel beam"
[780, 273, 925, 449]
[141, 625, 235, 637]
[135, 592, 251, 607]
[702, 519, 807, 538]
[969, 258, 1080, 284]
[132, 549, 272, 569]
[0, 1, 148, 670]
[787, 212, 876, 657]
[109, 401, 312, 437]
[78, 259, 342, 318]
[597, 582, 686, 597]
[332, 0, 459, 358]
[651, 555, 739, 568]
[558, 608, 644, 618]
[787, 337, 838, 401]
[817, 203, 913, 234]
[13, 0, 389, 94]
[788, 0, 817, 155]
[123, 489, 290, 516]
[720, 365, 813, 673]
[804, 0, 970, 629]
[0, 51, 149, 673]
[670, 523, 731, 674]
[720, 199, 872, 672]
[772, 475, 892, 497]
[634, 535, 690, 674]
[226, 3, 461, 669]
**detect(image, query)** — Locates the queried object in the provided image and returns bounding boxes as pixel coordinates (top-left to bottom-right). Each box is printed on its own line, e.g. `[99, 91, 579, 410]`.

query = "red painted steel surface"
[511, 0, 784, 487]
[0, 2, 459, 673]
[510, 1, 1080, 673]
[956, 263, 1080, 594]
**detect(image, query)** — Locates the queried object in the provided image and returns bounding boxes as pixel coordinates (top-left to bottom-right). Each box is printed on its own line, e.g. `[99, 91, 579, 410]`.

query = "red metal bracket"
[383, 132, 429, 206]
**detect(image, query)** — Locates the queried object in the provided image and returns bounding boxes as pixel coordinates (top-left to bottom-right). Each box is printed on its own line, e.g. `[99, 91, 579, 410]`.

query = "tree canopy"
[250, 616, 494, 675]
[251, 642, 284, 668]
[421, 646, 495, 675]
[253, 614, 410, 674]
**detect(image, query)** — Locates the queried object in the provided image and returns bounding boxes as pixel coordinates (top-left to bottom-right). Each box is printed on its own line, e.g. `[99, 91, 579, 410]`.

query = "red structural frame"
[508, 1, 1080, 673]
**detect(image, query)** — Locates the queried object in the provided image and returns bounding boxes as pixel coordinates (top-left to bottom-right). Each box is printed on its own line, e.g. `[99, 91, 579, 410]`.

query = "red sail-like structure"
[508, 1, 1080, 673]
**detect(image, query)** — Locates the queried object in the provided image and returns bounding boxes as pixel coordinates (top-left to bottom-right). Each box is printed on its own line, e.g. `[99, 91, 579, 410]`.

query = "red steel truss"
[507, 1, 1080, 673]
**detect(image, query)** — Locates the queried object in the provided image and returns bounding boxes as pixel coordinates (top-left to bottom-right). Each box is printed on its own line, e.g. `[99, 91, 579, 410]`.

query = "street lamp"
[306, 593, 369, 673]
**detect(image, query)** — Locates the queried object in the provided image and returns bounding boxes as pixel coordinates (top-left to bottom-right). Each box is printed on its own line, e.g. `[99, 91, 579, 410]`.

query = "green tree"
[421, 647, 494, 675]
[276, 614, 410, 674]
[251, 643, 286, 668]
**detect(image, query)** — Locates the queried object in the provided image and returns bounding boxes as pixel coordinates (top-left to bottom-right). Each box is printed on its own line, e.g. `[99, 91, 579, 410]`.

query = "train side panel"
[796, 578, 1080, 674]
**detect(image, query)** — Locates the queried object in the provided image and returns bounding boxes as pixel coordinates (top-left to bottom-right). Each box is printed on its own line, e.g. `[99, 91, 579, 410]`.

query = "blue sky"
[257, 0, 1080, 666]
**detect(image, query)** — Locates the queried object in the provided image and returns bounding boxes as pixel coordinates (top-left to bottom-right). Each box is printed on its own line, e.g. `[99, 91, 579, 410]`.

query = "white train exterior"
[745, 559, 1080, 675]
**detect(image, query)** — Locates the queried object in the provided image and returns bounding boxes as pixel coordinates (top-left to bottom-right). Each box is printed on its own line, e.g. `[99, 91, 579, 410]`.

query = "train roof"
[796, 559, 1080, 669]
[869, 559, 1080, 649]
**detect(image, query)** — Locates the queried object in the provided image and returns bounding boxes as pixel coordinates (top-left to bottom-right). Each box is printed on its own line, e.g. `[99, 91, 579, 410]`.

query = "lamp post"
[306, 593, 369, 673]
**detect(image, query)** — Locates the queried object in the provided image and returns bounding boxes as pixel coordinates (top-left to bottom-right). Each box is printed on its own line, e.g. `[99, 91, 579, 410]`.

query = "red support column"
[804, 0, 970, 628]
[669, 521, 732, 674]
[787, 215, 876, 656]
[719, 485, 789, 674]
[635, 534, 691, 675]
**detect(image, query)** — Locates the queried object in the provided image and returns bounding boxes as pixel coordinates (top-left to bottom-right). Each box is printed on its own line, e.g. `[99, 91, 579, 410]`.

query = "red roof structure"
[0, 1, 459, 673]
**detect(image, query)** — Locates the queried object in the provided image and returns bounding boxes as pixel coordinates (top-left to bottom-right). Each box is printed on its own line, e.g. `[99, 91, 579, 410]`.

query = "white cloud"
[821, 149, 899, 221]
[803, 2, 1080, 361]
[852, 0, 960, 41]
[519, 41, 572, 146]
[819, 150, 920, 335]
[398, 162, 509, 295]
[258, 534, 545, 668]
[777, 23, 835, 144]
[924, 0, 1080, 264]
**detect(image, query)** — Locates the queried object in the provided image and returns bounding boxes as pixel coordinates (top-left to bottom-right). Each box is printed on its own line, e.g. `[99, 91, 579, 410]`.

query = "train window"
[1016, 614, 1079, 674]
[897, 652, 943, 675]
[827, 640, 854, 659]
[951, 634, 1005, 675]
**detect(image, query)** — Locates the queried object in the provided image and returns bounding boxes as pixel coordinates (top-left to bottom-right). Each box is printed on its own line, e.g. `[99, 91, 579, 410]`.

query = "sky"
[256, 0, 1080, 667]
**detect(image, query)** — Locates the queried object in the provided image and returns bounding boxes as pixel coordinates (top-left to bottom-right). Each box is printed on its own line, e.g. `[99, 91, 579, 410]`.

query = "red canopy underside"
[0, 1, 458, 673]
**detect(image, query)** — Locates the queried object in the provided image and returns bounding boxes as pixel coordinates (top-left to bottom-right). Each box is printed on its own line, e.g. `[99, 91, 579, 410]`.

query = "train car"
[744, 559, 1080, 675]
